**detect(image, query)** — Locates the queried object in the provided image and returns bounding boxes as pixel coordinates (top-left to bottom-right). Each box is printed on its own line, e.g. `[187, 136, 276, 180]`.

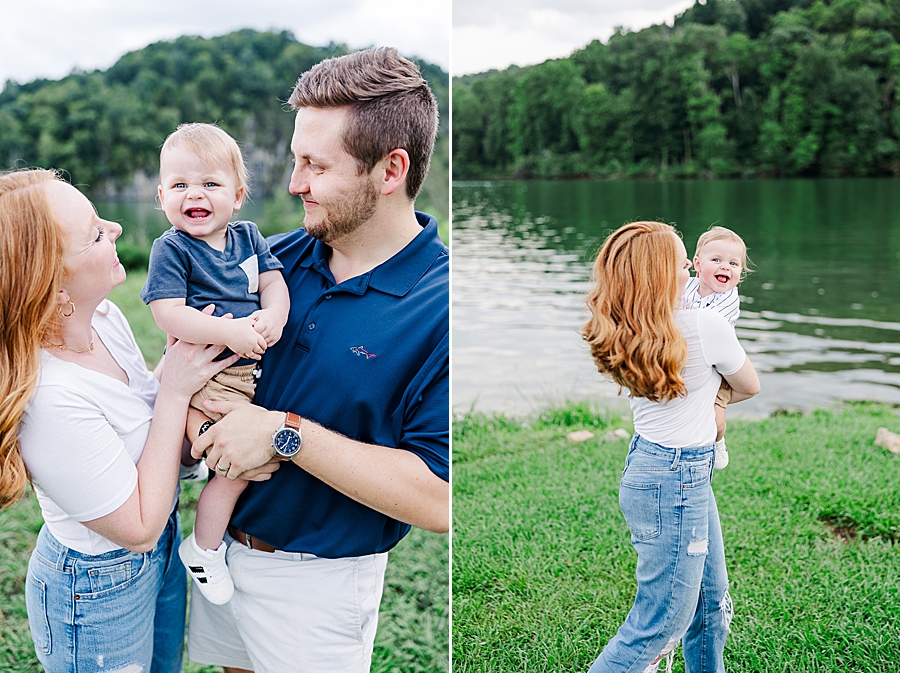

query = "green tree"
[1, 30, 447, 207]
[452, 0, 900, 180]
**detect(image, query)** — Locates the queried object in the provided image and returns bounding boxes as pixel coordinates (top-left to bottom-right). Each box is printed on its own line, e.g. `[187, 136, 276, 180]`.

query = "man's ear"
[378, 149, 411, 196]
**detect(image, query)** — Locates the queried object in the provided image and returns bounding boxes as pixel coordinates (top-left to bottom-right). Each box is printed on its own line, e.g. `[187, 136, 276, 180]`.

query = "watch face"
[274, 428, 301, 456]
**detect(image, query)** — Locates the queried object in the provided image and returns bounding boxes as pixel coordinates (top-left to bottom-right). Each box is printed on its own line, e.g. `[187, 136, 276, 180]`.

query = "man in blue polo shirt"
[186, 47, 448, 673]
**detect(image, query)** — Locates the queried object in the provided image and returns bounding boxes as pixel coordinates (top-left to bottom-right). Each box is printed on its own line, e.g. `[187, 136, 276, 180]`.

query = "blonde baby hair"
[160, 123, 251, 203]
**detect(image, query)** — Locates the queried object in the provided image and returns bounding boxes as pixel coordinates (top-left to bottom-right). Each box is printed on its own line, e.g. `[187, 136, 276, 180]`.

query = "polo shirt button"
[308, 322, 316, 331]
[325, 294, 332, 300]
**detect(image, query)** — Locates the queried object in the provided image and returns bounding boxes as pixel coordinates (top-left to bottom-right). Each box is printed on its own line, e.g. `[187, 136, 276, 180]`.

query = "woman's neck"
[55, 299, 100, 352]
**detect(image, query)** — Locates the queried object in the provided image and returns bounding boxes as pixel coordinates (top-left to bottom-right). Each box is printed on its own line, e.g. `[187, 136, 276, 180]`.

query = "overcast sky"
[453, 0, 695, 75]
[0, 0, 450, 86]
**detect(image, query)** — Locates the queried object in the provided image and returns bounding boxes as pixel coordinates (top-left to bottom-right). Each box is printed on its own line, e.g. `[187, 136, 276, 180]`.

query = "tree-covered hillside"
[0, 29, 448, 208]
[453, 0, 900, 180]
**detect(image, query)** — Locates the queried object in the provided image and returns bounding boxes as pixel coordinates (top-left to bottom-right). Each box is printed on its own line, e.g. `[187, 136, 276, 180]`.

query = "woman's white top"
[630, 308, 746, 448]
[19, 300, 169, 555]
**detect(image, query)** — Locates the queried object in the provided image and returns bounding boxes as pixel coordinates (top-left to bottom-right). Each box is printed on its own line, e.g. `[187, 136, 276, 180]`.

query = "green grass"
[0, 277, 448, 672]
[453, 402, 900, 672]
[0, 481, 447, 673]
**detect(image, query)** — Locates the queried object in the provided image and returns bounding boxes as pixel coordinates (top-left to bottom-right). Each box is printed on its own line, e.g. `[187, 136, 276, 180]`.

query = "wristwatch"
[271, 412, 302, 461]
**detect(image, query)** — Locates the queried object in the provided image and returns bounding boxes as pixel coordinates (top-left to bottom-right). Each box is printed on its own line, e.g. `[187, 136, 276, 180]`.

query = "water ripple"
[453, 180, 900, 416]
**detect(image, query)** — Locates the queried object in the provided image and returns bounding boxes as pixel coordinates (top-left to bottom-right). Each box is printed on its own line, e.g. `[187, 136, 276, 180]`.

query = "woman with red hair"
[0, 169, 241, 673]
[583, 221, 760, 673]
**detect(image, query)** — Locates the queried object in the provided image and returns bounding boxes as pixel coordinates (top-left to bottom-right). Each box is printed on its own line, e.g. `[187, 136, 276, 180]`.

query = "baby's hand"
[224, 317, 268, 359]
[250, 309, 285, 347]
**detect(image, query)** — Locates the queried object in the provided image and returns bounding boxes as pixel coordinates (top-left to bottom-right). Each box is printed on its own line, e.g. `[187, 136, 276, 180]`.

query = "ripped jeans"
[25, 509, 186, 673]
[588, 435, 732, 673]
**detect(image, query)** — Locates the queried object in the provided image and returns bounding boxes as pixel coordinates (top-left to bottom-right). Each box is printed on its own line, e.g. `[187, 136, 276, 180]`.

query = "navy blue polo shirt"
[230, 212, 449, 558]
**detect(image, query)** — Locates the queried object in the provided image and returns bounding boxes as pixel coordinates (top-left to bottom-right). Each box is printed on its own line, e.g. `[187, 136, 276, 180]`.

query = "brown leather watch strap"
[284, 412, 301, 430]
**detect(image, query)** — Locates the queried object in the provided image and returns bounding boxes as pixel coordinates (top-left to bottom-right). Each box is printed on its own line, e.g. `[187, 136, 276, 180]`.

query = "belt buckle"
[229, 525, 253, 549]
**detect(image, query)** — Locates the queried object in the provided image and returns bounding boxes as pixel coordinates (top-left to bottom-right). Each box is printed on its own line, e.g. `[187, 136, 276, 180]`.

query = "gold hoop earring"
[57, 300, 75, 318]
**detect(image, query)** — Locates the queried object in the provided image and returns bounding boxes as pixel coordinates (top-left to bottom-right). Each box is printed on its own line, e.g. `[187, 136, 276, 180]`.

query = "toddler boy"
[682, 226, 749, 469]
[140, 123, 290, 603]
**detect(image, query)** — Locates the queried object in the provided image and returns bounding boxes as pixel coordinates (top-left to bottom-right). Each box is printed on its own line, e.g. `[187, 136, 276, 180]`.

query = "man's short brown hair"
[288, 47, 438, 200]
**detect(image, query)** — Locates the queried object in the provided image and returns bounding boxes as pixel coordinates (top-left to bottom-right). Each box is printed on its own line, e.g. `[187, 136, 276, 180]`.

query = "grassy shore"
[0, 273, 448, 673]
[453, 402, 900, 672]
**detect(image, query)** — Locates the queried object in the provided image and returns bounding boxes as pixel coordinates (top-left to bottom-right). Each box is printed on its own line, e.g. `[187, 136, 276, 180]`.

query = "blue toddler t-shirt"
[140, 221, 283, 320]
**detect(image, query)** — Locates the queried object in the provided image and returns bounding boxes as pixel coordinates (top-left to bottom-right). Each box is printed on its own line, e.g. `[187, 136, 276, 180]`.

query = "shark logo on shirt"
[350, 346, 376, 359]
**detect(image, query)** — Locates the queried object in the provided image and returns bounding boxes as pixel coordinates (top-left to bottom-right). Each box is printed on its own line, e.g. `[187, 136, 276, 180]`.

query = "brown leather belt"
[228, 525, 277, 553]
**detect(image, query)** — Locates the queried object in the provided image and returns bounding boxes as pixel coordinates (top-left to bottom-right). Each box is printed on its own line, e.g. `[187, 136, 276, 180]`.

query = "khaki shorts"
[190, 363, 257, 421]
[715, 379, 733, 408]
[187, 533, 388, 672]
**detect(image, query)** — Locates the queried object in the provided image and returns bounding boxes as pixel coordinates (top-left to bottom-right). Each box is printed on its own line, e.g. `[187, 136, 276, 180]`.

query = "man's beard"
[303, 178, 378, 244]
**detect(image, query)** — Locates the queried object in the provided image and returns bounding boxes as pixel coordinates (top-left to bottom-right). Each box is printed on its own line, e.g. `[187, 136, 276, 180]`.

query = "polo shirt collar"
[299, 212, 444, 297]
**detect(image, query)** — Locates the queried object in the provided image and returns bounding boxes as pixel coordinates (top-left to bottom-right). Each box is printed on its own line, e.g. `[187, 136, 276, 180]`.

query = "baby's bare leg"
[187, 368, 257, 550]
[715, 403, 727, 442]
[194, 476, 248, 551]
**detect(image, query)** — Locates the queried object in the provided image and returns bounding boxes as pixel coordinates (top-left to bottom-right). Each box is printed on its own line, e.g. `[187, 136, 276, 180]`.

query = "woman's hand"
[158, 339, 240, 398]
[240, 461, 282, 482]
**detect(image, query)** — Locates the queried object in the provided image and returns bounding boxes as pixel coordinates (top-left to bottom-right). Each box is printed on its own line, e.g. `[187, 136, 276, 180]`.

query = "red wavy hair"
[0, 169, 68, 509]
[582, 221, 688, 402]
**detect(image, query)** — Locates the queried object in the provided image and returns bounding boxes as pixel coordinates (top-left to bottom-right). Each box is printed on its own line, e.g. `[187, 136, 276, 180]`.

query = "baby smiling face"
[158, 146, 244, 249]
[693, 237, 744, 297]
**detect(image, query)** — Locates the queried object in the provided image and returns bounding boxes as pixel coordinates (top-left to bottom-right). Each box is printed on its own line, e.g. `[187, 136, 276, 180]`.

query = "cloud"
[454, 0, 691, 27]
[452, 0, 694, 75]
[0, 0, 448, 86]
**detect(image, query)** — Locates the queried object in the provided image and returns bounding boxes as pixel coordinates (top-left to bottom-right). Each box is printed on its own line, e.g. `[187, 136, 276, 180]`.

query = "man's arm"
[192, 402, 449, 534]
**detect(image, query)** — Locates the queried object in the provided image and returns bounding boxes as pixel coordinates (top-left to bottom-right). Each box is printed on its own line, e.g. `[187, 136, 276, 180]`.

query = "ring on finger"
[216, 462, 229, 473]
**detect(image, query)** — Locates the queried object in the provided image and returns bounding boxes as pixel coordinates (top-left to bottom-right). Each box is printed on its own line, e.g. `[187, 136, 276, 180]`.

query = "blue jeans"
[589, 435, 732, 673]
[26, 509, 187, 673]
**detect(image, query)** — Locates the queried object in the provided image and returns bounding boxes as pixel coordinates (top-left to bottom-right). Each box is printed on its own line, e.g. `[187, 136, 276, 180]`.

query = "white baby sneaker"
[714, 437, 729, 470]
[178, 460, 209, 482]
[179, 532, 234, 605]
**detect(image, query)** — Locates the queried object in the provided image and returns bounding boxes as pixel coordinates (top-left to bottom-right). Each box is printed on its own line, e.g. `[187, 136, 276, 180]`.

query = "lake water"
[452, 179, 900, 418]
